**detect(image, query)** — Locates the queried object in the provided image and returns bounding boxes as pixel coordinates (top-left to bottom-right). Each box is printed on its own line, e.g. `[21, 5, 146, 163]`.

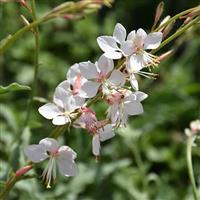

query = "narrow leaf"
[0, 83, 31, 94]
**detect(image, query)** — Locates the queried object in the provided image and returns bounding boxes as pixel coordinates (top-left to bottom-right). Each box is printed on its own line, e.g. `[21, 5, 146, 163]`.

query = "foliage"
[0, 0, 200, 200]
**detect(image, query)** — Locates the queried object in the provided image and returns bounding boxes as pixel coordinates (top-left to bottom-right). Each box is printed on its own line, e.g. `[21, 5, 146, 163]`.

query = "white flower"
[107, 90, 148, 127]
[92, 124, 115, 156]
[122, 28, 162, 72]
[97, 23, 126, 59]
[79, 55, 125, 98]
[57, 63, 87, 98]
[24, 138, 77, 188]
[38, 87, 84, 125]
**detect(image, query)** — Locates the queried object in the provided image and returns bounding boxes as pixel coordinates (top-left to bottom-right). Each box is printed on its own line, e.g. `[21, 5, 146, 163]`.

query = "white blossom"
[122, 28, 162, 71]
[107, 90, 148, 127]
[24, 138, 77, 188]
[97, 23, 126, 59]
[38, 87, 84, 125]
[79, 55, 125, 98]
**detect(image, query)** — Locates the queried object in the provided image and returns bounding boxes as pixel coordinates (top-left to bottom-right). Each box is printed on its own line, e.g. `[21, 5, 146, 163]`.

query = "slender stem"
[24, 0, 40, 126]
[152, 16, 200, 54]
[0, 174, 35, 200]
[131, 142, 148, 191]
[186, 136, 200, 200]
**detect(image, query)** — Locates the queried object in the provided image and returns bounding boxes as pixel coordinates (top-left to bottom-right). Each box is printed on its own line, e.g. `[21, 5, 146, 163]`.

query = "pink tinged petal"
[39, 138, 59, 152]
[121, 41, 134, 56]
[79, 62, 99, 80]
[97, 55, 114, 75]
[79, 81, 101, 98]
[52, 115, 69, 125]
[38, 103, 60, 120]
[92, 135, 101, 156]
[124, 101, 144, 116]
[130, 74, 139, 91]
[113, 23, 126, 44]
[127, 30, 136, 41]
[135, 91, 148, 101]
[144, 32, 163, 50]
[57, 148, 77, 176]
[108, 70, 126, 86]
[136, 28, 147, 40]
[24, 144, 48, 163]
[99, 124, 115, 142]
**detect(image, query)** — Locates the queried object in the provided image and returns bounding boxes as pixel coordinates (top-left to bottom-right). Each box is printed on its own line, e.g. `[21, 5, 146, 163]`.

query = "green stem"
[152, 16, 200, 54]
[131, 143, 148, 191]
[24, 0, 40, 126]
[0, 174, 35, 200]
[186, 136, 200, 200]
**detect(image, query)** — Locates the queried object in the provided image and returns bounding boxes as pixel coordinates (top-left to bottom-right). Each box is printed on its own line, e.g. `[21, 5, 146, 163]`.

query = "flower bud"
[154, 1, 164, 26]
[190, 119, 200, 134]
[15, 165, 32, 177]
[158, 50, 174, 61]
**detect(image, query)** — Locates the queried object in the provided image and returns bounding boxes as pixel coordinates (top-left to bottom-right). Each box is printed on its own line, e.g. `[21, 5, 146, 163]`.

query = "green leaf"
[0, 83, 31, 94]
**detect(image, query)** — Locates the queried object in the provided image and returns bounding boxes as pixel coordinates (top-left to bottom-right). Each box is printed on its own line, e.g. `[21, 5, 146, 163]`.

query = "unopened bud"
[18, 0, 32, 13]
[162, 20, 175, 38]
[15, 165, 32, 177]
[158, 50, 174, 61]
[190, 119, 200, 134]
[154, 2, 164, 26]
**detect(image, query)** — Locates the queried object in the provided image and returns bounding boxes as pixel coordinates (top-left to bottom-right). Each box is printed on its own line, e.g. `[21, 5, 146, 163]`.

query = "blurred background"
[0, 0, 200, 199]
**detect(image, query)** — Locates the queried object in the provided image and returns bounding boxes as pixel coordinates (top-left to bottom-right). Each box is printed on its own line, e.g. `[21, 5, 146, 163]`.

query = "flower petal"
[144, 32, 162, 50]
[97, 36, 120, 52]
[57, 148, 77, 177]
[135, 91, 148, 101]
[92, 135, 101, 156]
[127, 30, 136, 41]
[108, 70, 125, 86]
[104, 51, 122, 59]
[79, 61, 99, 80]
[121, 41, 134, 56]
[99, 124, 115, 142]
[79, 81, 101, 98]
[52, 115, 69, 125]
[128, 54, 145, 72]
[113, 23, 126, 44]
[57, 80, 71, 93]
[136, 28, 147, 40]
[67, 63, 80, 82]
[39, 138, 59, 152]
[53, 87, 70, 108]
[97, 55, 114, 75]
[24, 144, 48, 163]
[130, 74, 139, 91]
[124, 101, 143, 116]
[38, 103, 60, 119]
[58, 146, 77, 160]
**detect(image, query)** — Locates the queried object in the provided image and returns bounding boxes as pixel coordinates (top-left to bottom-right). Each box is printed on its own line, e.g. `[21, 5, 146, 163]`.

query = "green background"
[0, 0, 200, 199]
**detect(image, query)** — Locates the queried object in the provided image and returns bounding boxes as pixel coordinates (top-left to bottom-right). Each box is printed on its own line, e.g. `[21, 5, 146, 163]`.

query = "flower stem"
[186, 136, 200, 200]
[24, 0, 40, 126]
[152, 16, 200, 54]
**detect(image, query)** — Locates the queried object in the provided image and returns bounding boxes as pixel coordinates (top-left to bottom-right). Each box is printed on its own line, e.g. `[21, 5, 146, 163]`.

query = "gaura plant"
[0, 1, 200, 199]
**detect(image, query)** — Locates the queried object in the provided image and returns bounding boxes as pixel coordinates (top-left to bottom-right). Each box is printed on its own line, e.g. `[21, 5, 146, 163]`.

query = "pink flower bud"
[15, 165, 32, 177]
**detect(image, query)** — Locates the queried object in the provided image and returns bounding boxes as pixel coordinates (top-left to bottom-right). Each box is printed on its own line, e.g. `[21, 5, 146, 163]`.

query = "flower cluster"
[25, 23, 162, 187]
